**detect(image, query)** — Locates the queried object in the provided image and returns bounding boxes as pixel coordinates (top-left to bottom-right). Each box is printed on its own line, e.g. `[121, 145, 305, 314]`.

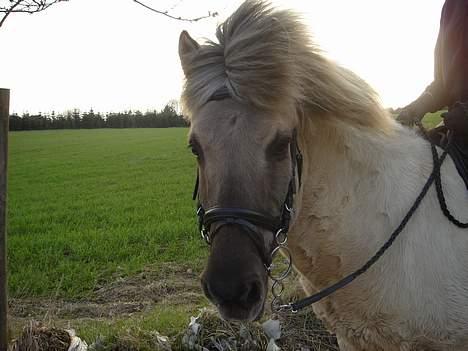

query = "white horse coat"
[291, 117, 468, 350]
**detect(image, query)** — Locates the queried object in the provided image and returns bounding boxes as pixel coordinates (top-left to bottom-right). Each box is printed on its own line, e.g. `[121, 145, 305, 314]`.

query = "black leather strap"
[204, 207, 281, 233]
[192, 170, 199, 201]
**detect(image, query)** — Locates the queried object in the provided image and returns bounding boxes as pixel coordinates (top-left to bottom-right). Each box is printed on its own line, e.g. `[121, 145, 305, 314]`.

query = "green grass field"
[8, 112, 442, 299]
[8, 128, 204, 299]
[422, 111, 443, 129]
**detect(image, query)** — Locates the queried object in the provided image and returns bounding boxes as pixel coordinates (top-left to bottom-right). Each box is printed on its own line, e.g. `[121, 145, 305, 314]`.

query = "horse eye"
[267, 136, 291, 159]
[188, 145, 197, 156]
[276, 139, 290, 151]
[188, 143, 200, 157]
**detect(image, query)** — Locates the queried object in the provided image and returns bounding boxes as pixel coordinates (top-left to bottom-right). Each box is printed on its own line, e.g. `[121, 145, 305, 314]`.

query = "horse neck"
[294, 116, 432, 259]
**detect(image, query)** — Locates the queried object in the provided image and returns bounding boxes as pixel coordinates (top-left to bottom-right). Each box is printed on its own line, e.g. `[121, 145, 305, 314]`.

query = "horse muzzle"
[200, 225, 269, 321]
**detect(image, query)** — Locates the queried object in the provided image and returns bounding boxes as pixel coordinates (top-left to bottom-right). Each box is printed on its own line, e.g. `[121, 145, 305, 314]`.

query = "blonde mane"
[181, 0, 393, 132]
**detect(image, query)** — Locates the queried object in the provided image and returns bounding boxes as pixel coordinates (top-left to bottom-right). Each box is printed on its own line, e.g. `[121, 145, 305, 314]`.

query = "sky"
[0, 0, 445, 114]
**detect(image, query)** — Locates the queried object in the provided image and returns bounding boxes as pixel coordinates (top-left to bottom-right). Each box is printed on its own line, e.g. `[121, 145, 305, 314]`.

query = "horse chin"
[213, 279, 268, 322]
[218, 299, 266, 322]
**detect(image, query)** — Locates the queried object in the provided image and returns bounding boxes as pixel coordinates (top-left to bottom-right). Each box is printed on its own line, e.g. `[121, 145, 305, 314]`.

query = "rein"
[281, 123, 467, 312]
[192, 87, 467, 313]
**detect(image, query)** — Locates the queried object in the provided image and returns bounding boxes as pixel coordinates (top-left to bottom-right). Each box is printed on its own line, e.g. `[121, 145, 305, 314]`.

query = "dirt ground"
[9, 263, 338, 350]
[9, 263, 203, 331]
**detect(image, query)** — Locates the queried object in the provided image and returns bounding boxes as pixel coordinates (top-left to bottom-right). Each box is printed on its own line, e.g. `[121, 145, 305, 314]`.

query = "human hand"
[397, 106, 424, 126]
[441, 102, 468, 136]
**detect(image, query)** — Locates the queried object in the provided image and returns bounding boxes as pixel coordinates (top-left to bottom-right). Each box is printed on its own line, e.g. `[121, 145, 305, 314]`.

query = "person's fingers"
[442, 107, 468, 135]
[397, 109, 418, 125]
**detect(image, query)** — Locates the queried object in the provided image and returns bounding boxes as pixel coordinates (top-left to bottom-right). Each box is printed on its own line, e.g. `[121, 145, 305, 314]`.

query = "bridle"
[192, 87, 468, 314]
[192, 86, 303, 310]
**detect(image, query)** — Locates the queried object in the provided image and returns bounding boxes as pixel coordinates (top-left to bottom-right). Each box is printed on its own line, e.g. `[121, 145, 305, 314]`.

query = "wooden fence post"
[0, 88, 9, 351]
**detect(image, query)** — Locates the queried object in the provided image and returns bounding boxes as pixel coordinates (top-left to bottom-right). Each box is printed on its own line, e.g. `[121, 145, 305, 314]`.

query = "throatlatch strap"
[192, 171, 199, 201]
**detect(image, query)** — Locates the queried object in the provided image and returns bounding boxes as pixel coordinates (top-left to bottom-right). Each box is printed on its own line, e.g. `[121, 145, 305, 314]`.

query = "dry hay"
[171, 263, 339, 350]
[88, 330, 171, 351]
[174, 308, 269, 350]
[275, 309, 339, 351]
[9, 265, 339, 350]
[9, 305, 338, 350]
[174, 307, 338, 351]
[9, 321, 71, 351]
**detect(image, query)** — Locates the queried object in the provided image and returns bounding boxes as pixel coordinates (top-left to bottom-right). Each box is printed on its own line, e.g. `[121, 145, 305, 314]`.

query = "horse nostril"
[202, 275, 263, 306]
[239, 280, 262, 305]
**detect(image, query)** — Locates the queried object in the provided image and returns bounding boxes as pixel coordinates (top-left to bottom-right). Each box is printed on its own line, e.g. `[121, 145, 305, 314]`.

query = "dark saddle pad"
[427, 125, 468, 190]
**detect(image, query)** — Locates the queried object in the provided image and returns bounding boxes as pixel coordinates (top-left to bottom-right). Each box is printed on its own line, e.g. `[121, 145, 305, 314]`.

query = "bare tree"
[132, 0, 218, 22]
[0, 0, 69, 28]
[1, 0, 217, 29]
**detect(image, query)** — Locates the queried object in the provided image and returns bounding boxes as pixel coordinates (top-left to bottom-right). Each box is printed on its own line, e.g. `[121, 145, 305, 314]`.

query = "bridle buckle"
[200, 228, 210, 244]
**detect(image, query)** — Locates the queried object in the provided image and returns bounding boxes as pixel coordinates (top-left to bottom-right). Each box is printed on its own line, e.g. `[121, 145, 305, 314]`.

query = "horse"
[177, 1, 468, 350]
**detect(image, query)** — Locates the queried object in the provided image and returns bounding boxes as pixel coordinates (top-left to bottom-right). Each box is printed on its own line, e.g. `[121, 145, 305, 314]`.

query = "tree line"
[9, 103, 189, 131]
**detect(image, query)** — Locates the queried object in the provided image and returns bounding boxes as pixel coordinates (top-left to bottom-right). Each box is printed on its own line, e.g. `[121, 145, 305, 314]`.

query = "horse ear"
[179, 30, 200, 74]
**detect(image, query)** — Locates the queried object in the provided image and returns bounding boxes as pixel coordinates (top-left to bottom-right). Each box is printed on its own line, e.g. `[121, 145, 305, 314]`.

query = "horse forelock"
[181, 0, 393, 134]
[181, 1, 305, 112]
